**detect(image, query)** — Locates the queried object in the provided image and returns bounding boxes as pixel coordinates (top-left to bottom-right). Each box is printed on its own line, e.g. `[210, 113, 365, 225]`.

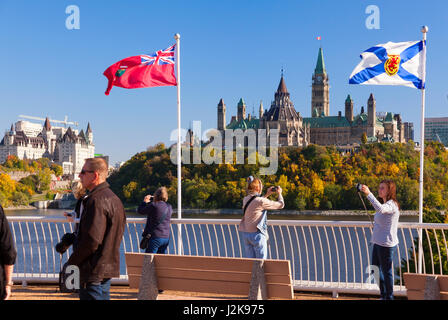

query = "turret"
[345, 94, 353, 122]
[368, 93, 376, 127]
[237, 98, 246, 121]
[217, 98, 226, 131]
[86, 122, 93, 144]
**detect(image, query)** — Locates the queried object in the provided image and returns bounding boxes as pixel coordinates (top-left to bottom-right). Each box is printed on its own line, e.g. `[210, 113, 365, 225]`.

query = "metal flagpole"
[418, 26, 428, 274]
[174, 33, 183, 255]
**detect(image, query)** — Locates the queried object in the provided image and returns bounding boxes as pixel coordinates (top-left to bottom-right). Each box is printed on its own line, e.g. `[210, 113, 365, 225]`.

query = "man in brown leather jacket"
[67, 158, 126, 300]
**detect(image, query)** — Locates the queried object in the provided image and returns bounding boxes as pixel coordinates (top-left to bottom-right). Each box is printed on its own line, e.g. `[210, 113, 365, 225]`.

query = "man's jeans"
[372, 244, 396, 300]
[145, 237, 170, 254]
[240, 231, 267, 259]
[79, 278, 111, 300]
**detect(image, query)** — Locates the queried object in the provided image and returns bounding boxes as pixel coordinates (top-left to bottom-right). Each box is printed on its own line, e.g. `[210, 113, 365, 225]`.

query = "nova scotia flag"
[349, 41, 425, 89]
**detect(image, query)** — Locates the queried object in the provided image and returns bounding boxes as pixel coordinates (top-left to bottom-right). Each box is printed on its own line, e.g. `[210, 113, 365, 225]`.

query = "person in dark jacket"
[67, 158, 126, 300]
[138, 187, 172, 254]
[0, 205, 16, 300]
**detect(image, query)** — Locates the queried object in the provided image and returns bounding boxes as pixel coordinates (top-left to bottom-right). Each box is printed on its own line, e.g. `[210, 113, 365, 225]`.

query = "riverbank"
[3, 205, 37, 210]
[127, 207, 420, 216]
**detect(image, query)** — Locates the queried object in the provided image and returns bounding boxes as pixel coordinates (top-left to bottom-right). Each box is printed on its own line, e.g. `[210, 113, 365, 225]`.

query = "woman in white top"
[361, 180, 400, 300]
[239, 176, 284, 259]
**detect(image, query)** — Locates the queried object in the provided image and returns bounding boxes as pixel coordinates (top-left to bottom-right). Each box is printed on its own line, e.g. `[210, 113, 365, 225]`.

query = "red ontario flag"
[103, 44, 177, 95]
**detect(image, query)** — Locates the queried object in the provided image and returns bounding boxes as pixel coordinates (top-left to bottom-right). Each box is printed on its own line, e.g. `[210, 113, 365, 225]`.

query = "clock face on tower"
[317, 75, 322, 83]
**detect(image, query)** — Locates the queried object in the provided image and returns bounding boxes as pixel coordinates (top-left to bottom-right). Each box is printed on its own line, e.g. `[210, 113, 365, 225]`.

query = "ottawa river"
[4, 208, 419, 222]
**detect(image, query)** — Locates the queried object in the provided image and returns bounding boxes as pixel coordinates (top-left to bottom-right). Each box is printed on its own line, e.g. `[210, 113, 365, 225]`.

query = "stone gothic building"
[216, 47, 407, 147]
[218, 75, 310, 147]
[0, 118, 95, 176]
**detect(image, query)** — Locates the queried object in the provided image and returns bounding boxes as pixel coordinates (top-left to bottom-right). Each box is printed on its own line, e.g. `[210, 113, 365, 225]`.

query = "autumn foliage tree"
[107, 141, 448, 211]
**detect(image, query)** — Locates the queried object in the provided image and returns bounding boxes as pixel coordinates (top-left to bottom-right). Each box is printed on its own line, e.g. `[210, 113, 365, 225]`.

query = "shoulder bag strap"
[243, 195, 258, 215]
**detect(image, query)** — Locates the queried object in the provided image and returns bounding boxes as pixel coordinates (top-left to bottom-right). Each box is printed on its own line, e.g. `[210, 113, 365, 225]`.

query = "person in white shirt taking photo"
[360, 180, 400, 300]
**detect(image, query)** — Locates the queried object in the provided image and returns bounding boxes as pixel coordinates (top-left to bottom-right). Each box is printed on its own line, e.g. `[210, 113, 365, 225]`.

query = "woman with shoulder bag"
[238, 176, 284, 259]
[138, 187, 173, 254]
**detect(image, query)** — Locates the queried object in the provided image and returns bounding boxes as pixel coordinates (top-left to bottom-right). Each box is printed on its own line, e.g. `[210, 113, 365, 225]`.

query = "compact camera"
[271, 186, 279, 192]
[66, 210, 76, 218]
[55, 233, 77, 254]
[356, 183, 363, 192]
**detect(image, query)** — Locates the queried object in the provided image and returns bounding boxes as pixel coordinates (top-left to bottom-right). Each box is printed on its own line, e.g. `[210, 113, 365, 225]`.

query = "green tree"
[50, 164, 63, 177]
[35, 168, 52, 193]
[361, 132, 368, 144]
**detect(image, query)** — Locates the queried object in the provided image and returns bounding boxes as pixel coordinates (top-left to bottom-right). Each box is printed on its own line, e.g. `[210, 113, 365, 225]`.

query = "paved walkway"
[8, 284, 380, 300]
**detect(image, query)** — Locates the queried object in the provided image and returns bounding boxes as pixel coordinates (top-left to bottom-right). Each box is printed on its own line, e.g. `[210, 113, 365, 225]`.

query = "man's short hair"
[85, 158, 108, 180]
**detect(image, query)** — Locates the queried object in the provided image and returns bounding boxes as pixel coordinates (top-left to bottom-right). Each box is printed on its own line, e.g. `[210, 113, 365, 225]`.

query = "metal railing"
[7, 216, 448, 296]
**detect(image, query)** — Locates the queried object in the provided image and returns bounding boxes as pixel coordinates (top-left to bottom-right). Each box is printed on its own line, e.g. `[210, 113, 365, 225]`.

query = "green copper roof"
[384, 112, 394, 122]
[303, 116, 351, 128]
[226, 118, 259, 130]
[315, 47, 326, 74]
[353, 113, 368, 124]
[345, 94, 352, 103]
[238, 98, 245, 106]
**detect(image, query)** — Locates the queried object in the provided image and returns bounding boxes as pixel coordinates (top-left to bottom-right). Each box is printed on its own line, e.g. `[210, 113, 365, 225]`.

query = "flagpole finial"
[421, 26, 428, 33]
[174, 33, 181, 40]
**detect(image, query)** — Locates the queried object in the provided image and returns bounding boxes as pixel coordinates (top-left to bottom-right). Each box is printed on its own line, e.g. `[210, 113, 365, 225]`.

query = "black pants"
[372, 244, 396, 300]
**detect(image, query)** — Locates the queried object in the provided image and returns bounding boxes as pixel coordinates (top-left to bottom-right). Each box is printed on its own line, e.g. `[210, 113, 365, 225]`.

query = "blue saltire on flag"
[349, 41, 425, 89]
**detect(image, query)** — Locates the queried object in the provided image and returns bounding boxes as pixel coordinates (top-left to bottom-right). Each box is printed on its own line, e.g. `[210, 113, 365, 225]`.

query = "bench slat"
[129, 275, 293, 299]
[157, 277, 250, 295]
[128, 276, 140, 289]
[437, 275, 448, 291]
[406, 289, 424, 300]
[127, 266, 291, 284]
[265, 283, 294, 299]
[126, 253, 291, 274]
[403, 273, 427, 290]
[440, 291, 448, 300]
[157, 277, 293, 299]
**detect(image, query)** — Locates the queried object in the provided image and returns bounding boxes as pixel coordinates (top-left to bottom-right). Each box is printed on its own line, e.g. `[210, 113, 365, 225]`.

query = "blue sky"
[0, 0, 447, 165]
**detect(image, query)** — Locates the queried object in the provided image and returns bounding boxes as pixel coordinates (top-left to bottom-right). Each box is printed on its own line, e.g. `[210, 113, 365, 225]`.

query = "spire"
[86, 122, 92, 133]
[368, 93, 375, 101]
[277, 75, 288, 93]
[315, 47, 326, 74]
[218, 98, 224, 106]
[345, 94, 352, 103]
[44, 117, 51, 131]
[10, 124, 14, 132]
[238, 98, 245, 106]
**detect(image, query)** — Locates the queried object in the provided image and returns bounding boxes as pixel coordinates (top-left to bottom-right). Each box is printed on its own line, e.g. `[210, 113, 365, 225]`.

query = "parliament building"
[216, 47, 407, 147]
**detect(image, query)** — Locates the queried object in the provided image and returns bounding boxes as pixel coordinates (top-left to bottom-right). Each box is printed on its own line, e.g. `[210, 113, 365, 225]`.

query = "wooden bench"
[125, 253, 294, 300]
[403, 273, 448, 300]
